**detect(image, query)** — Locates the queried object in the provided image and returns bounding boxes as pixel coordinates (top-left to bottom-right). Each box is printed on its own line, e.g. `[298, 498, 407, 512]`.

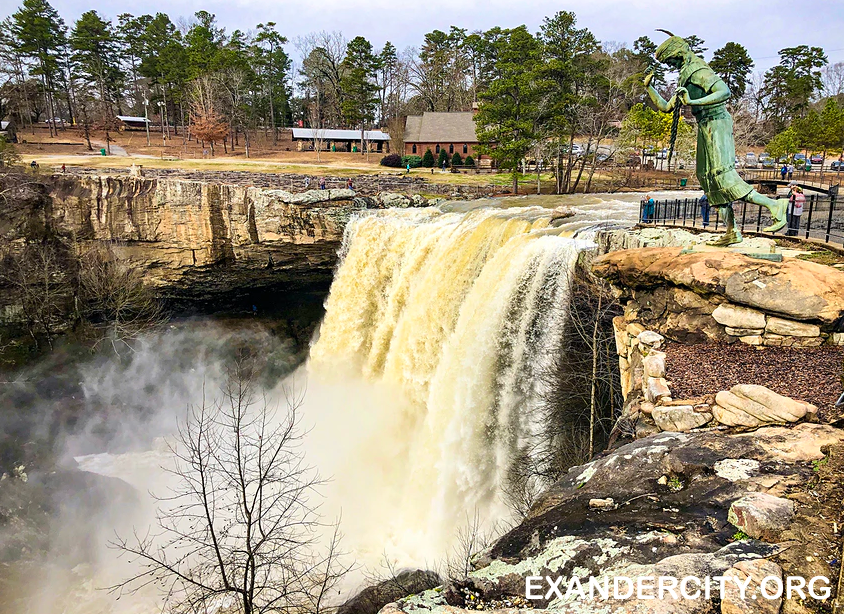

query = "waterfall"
[306, 206, 590, 566]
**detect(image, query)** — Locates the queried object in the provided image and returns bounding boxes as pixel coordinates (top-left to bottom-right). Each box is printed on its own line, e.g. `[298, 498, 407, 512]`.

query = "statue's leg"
[742, 190, 788, 233]
[706, 205, 743, 246]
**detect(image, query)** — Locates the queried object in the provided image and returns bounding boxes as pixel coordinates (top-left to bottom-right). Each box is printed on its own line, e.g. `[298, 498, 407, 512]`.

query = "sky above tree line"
[22, 0, 844, 74]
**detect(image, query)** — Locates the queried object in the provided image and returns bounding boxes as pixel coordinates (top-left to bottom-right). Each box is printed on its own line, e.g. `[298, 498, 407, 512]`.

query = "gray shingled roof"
[404, 112, 478, 143]
[291, 128, 390, 141]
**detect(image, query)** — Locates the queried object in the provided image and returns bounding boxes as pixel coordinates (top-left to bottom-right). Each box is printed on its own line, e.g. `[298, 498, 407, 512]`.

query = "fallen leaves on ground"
[664, 342, 844, 421]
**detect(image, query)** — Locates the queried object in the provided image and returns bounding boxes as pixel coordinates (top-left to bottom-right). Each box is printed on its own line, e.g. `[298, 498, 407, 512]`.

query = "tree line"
[1, 0, 842, 185]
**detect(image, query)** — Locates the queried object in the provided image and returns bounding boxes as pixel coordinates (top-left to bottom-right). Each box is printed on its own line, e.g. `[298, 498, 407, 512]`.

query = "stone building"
[403, 111, 489, 165]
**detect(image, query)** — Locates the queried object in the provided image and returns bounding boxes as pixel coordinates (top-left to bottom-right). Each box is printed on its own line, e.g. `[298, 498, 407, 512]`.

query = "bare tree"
[308, 101, 327, 162]
[110, 359, 351, 614]
[822, 62, 844, 100]
[77, 245, 166, 354]
[445, 511, 496, 583]
[3, 240, 73, 349]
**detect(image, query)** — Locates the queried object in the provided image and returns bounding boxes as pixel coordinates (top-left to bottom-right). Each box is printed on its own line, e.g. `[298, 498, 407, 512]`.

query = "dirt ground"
[664, 342, 844, 422]
[13, 126, 694, 193]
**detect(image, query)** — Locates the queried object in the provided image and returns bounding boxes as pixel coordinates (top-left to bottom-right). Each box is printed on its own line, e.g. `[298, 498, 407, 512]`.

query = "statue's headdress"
[654, 30, 690, 62]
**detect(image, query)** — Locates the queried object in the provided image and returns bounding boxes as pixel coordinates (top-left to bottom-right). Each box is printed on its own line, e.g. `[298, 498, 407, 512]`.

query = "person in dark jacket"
[699, 193, 710, 227]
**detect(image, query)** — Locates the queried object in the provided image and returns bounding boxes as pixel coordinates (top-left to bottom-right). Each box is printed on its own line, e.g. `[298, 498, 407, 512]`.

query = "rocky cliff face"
[47, 174, 368, 301]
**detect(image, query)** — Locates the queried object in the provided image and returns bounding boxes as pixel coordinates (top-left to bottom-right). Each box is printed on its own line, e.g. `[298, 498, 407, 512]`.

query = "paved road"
[91, 140, 128, 156]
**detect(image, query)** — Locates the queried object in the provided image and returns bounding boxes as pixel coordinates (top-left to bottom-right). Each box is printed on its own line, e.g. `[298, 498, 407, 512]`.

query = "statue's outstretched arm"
[679, 80, 730, 107]
[643, 74, 675, 113]
[646, 85, 675, 113]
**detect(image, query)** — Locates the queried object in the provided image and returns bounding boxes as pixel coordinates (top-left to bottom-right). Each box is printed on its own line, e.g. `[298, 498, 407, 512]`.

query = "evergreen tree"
[70, 11, 125, 113]
[184, 11, 224, 78]
[683, 35, 707, 56]
[536, 11, 601, 193]
[633, 35, 663, 87]
[421, 148, 435, 167]
[464, 155, 475, 167]
[762, 45, 828, 130]
[710, 42, 754, 101]
[340, 36, 380, 152]
[475, 25, 541, 194]
[437, 148, 449, 168]
[253, 22, 291, 144]
[766, 126, 800, 161]
[11, 0, 68, 135]
[451, 152, 463, 166]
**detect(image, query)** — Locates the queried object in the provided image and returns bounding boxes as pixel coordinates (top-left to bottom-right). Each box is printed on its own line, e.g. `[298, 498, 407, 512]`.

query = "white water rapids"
[17, 193, 648, 613]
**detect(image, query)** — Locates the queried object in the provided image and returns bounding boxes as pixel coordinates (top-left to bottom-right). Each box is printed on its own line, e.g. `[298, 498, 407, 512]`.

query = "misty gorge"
[0, 178, 643, 613]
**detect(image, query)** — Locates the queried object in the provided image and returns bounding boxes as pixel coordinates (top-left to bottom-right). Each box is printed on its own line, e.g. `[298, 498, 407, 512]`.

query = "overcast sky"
[12, 0, 844, 74]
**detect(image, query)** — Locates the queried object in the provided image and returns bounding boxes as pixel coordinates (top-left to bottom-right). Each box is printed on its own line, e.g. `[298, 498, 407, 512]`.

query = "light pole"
[157, 101, 165, 145]
[143, 97, 151, 147]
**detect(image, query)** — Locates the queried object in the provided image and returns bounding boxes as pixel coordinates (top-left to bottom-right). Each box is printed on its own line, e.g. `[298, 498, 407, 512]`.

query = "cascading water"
[303, 205, 594, 566]
[6, 193, 646, 613]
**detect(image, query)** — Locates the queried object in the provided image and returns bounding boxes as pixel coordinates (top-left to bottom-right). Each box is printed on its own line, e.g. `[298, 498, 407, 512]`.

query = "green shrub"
[451, 152, 463, 167]
[380, 153, 403, 167]
[401, 155, 422, 168]
[421, 149, 435, 167]
[0, 136, 20, 168]
[464, 155, 476, 167]
[437, 149, 449, 168]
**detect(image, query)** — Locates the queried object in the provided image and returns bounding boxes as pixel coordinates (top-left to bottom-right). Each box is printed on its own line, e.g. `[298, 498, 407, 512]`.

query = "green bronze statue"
[644, 33, 787, 245]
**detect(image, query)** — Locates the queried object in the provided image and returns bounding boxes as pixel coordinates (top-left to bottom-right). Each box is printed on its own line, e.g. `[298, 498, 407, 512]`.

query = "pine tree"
[11, 0, 68, 136]
[437, 148, 449, 168]
[340, 36, 380, 153]
[475, 25, 541, 194]
[451, 152, 463, 166]
[421, 148, 435, 167]
[70, 11, 125, 116]
[710, 42, 754, 101]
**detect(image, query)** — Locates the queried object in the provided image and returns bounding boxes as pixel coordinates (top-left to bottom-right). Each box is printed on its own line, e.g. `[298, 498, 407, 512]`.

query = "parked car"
[656, 148, 668, 160]
[760, 154, 774, 169]
[744, 152, 758, 168]
[794, 153, 807, 165]
[810, 153, 824, 165]
[831, 160, 844, 171]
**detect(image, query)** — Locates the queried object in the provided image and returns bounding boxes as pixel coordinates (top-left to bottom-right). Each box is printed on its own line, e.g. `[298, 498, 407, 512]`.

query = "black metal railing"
[639, 195, 844, 247]
[739, 169, 843, 192]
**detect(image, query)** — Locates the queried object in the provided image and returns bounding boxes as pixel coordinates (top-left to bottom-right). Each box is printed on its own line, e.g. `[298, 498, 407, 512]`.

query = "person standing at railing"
[787, 185, 805, 236]
[642, 195, 655, 223]
[699, 193, 710, 227]
[780, 164, 788, 180]
[788, 163, 794, 180]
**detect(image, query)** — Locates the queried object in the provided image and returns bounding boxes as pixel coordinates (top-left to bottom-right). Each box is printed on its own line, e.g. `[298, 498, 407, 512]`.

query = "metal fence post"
[804, 196, 814, 240]
[826, 193, 836, 243]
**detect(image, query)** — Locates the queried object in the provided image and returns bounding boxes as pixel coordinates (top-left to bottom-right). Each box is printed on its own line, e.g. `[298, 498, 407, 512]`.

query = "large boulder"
[712, 304, 766, 329]
[764, 316, 820, 337]
[721, 558, 783, 614]
[338, 570, 441, 614]
[713, 385, 817, 428]
[728, 492, 794, 541]
[652, 405, 712, 432]
[593, 248, 844, 325]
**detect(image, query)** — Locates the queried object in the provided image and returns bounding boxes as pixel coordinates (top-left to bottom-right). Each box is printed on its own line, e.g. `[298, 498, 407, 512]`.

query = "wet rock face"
[381, 424, 840, 614]
[338, 570, 442, 614]
[47, 174, 367, 301]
